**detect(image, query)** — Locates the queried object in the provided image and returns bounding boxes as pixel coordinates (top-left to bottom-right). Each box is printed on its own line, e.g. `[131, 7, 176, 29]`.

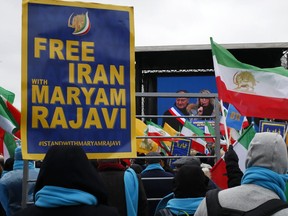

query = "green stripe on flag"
[237, 124, 256, 150]
[205, 121, 215, 136]
[184, 121, 205, 136]
[210, 37, 288, 77]
[4, 132, 17, 158]
[0, 96, 19, 134]
[0, 86, 15, 104]
[146, 120, 162, 129]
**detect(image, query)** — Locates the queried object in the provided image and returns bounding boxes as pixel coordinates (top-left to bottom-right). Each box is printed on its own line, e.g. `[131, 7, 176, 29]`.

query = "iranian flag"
[135, 118, 158, 154]
[212, 125, 256, 189]
[180, 121, 207, 154]
[1, 132, 18, 160]
[0, 96, 19, 136]
[0, 86, 15, 104]
[204, 121, 215, 143]
[211, 38, 288, 120]
[146, 120, 175, 142]
[0, 96, 20, 159]
[0, 87, 19, 158]
[232, 124, 256, 172]
[211, 156, 228, 189]
[146, 121, 175, 154]
[242, 117, 249, 129]
[219, 105, 228, 136]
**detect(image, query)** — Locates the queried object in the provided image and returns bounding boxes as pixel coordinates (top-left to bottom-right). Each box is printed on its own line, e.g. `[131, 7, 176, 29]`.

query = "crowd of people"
[0, 131, 287, 215]
[0, 90, 288, 215]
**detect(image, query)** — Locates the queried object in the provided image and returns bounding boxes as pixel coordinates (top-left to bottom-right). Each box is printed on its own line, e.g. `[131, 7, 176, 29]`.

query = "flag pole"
[283, 123, 288, 142]
[220, 100, 230, 149]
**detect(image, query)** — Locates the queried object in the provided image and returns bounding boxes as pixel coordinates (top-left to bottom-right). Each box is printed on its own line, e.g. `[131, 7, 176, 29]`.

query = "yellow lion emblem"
[68, 12, 90, 35]
[233, 71, 257, 92]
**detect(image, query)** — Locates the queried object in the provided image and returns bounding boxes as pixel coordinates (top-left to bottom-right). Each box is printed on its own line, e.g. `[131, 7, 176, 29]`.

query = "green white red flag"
[0, 86, 15, 104]
[0, 87, 20, 158]
[146, 120, 173, 154]
[2, 133, 18, 160]
[212, 125, 256, 189]
[232, 124, 256, 172]
[146, 120, 175, 142]
[204, 121, 215, 143]
[211, 37, 288, 120]
[0, 100, 20, 159]
[0, 96, 19, 136]
[180, 121, 207, 154]
[211, 156, 228, 189]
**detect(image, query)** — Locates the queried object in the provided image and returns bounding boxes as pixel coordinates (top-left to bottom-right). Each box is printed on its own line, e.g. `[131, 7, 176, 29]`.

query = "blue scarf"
[124, 168, 139, 216]
[155, 192, 175, 214]
[141, 163, 165, 174]
[166, 197, 204, 215]
[35, 185, 97, 207]
[241, 166, 288, 201]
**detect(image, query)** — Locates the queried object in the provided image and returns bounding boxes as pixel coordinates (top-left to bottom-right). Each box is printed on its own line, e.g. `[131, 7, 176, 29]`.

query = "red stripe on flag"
[216, 77, 288, 120]
[6, 101, 21, 139]
[211, 158, 228, 189]
[0, 129, 4, 155]
[191, 140, 206, 154]
[147, 132, 176, 142]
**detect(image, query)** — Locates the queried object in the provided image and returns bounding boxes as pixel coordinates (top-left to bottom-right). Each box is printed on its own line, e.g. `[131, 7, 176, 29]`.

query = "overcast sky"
[1, 0, 288, 109]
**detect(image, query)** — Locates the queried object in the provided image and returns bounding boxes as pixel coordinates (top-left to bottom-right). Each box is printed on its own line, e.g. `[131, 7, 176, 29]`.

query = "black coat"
[13, 146, 119, 216]
[98, 163, 148, 216]
[141, 168, 175, 216]
[14, 204, 119, 216]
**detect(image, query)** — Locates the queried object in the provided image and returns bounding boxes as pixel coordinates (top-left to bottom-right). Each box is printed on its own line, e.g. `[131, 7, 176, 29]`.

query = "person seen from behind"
[97, 159, 148, 216]
[0, 146, 39, 216]
[154, 165, 208, 216]
[1, 158, 15, 177]
[140, 152, 174, 216]
[14, 145, 119, 216]
[194, 132, 288, 215]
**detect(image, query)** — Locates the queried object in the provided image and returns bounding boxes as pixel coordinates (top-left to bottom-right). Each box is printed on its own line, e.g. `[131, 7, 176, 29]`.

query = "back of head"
[173, 165, 207, 198]
[130, 163, 143, 174]
[173, 156, 201, 167]
[176, 90, 188, 94]
[245, 132, 288, 174]
[3, 158, 14, 171]
[146, 152, 161, 164]
[34, 145, 108, 204]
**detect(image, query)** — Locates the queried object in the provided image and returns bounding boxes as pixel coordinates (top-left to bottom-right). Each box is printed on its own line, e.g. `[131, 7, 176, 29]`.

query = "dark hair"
[176, 90, 188, 93]
[3, 158, 14, 171]
[173, 165, 207, 198]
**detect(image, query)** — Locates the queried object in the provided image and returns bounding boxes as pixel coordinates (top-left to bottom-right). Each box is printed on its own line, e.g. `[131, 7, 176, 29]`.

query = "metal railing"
[21, 91, 222, 209]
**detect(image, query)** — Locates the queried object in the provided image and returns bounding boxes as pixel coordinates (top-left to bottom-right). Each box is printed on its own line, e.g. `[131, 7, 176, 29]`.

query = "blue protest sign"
[259, 120, 286, 138]
[22, 0, 135, 160]
[226, 104, 244, 130]
[169, 139, 191, 168]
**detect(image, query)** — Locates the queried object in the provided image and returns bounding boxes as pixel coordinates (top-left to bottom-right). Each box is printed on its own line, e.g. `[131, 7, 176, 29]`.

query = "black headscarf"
[34, 145, 108, 204]
[173, 165, 207, 198]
